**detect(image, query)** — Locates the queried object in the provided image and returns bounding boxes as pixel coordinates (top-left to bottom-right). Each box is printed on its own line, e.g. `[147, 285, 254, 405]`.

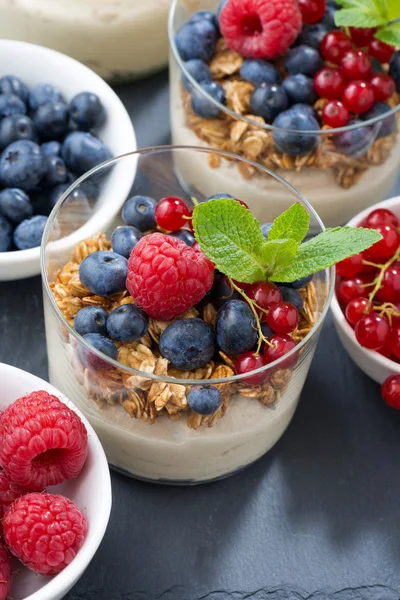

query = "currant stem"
[229, 278, 273, 353]
[367, 247, 400, 308]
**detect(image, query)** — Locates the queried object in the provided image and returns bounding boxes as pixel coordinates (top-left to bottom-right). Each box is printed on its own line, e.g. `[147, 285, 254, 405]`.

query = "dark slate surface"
[1, 70, 400, 600]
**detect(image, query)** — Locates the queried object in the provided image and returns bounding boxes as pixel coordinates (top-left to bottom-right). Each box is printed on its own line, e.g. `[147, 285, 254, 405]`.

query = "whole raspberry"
[220, 0, 302, 59]
[0, 391, 88, 491]
[0, 543, 11, 600]
[0, 468, 31, 536]
[4, 492, 88, 575]
[126, 232, 214, 320]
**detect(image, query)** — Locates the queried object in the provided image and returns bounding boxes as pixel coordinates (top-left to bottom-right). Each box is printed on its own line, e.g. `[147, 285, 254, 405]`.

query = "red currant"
[340, 50, 372, 80]
[345, 297, 372, 326]
[364, 224, 400, 262]
[246, 281, 282, 313]
[336, 253, 363, 277]
[263, 334, 297, 366]
[233, 279, 250, 290]
[155, 196, 190, 231]
[267, 301, 299, 334]
[381, 375, 400, 409]
[369, 39, 394, 64]
[391, 326, 400, 360]
[375, 261, 400, 303]
[369, 73, 396, 102]
[363, 208, 398, 229]
[314, 68, 345, 100]
[355, 313, 390, 349]
[342, 80, 375, 113]
[298, 0, 326, 23]
[337, 275, 370, 305]
[322, 100, 349, 127]
[235, 352, 268, 385]
[378, 331, 393, 357]
[320, 31, 352, 64]
[349, 27, 376, 47]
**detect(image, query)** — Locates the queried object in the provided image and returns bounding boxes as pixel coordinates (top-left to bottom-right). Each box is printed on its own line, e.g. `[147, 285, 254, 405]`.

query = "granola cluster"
[51, 233, 319, 429]
[181, 38, 399, 189]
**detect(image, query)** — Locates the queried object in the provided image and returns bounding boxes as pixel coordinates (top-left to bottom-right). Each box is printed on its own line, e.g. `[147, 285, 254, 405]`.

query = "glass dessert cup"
[41, 146, 334, 484]
[169, 0, 400, 229]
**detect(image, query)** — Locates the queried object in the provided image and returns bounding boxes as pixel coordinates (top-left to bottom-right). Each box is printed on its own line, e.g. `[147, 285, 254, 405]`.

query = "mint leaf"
[387, 0, 400, 20]
[375, 22, 400, 46]
[261, 239, 298, 274]
[192, 199, 268, 283]
[267, 203, 310, 246]
[269, 227, 382, 283]
[334, 0, 388, 27]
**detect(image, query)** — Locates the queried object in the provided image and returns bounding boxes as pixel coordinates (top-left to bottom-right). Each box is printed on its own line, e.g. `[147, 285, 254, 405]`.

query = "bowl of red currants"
[331, 195, 400, 408]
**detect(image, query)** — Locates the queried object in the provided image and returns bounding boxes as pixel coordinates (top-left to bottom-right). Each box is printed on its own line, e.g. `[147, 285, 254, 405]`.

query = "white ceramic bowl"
[0, 362, 112, 600]
[331, 195, 400, 384]
[0, 40, 136, 282]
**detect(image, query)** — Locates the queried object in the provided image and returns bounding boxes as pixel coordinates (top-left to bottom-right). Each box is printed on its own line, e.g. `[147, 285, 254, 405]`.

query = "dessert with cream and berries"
[169, 0, 400, 227]
[44, 161, 380, 482]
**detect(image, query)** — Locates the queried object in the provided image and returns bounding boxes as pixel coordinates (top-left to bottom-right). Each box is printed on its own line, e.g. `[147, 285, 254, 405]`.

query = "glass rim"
[41, 144, 335, 385]
[168, 0, 400, 136]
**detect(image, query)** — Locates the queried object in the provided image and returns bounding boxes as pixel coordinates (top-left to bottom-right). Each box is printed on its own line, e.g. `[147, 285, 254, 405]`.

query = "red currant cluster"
[336, 207, 400, 408]
[298, 0, 326, 24]
[314, 28, 395, 127]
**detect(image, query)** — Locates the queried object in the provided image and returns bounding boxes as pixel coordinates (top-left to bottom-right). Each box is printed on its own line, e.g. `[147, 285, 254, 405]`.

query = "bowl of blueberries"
[0, 40, 136, 281]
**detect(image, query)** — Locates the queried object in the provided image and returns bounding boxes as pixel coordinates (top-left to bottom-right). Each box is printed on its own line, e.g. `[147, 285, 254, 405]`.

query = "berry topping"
[219, 0, 302, 59]
[240, 58, 280, 86]
[122, 195, 157, 232]
[279, 286, 304, 312]
[361, 102, 396, 138]
[320, 30, 352, 64]
[250, 83, 289, 121]
[368, 39, 394, 64]
[333, 119, 375, 156]
[284, 45, 323, 77]
[190, 81, 226, 118]
[364, 224, 400, 261]
[282, 73, 317, 104]
[297, 22, 329, 49]
[342, 80, 375, 113]
[263, 334, 297, 364]
[322, 100, 349, 127]
[78, 333, 118, 371]
[106, 304, 149, 343]
[273, 107, 320, 156]
[313, 67, 345, 100]
[345, 296, 372, 326]
[79, 250, 128, 296]
[74, 306, 108, 336]
[246, 281, 283, 311]
[381, 375, 400, 409]
[181, 59, 212, 92]
[175, 18, 218, 62]
[169, 228, 195, 247]
[187, 385, 222, 415]
[4, 492, 87, 575]
[267, 301, 299, 334]
[340, 50, 373, 81]
[369, 73, 396, 101]
[160, 318, 216, 370]
[111, 225, 142, 259]
[155, 196, 190, 231]
[216, 299, 257, 354]
[235, 351, 268, 385]
[0, 391, 88, 490]
[389, 51, 400, 91]
[0, 543, 11, 600]
[298, 0, 326, 24]
[355, 313, 390, 350]
[349, 27, 376, 47]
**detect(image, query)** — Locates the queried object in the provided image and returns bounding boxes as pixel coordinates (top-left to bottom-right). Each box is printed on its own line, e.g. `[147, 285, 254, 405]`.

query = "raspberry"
[220, 0, 302, 59]
[0, 391, 88, 491]
[4, 492, 87, 575]
[0, 468, 31, 535]
[0, 543, 11, 600]
[126, 233, 214, 320]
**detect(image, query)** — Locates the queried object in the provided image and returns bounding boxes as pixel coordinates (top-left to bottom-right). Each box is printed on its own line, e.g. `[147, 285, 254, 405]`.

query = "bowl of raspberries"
[331, 195, 400, 410]
[0, 362, 111, 600]
[0, 39, 136, 281]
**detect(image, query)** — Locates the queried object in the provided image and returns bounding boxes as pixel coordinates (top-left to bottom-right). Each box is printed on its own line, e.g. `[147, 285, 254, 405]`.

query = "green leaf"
[375, 22, 400, 46]
[192, 198, 268, 283]
[334, 8, 387, 27]
[269, 227, 382, 283]
[261, 239, 298, 275]
[267, 203, 310, 246]
[387, 0, 400, 20]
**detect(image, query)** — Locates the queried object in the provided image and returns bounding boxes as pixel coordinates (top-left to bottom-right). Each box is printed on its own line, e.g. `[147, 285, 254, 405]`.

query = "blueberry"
[69, 92, 105, 130]
[279, 286, 304, 311]
[334, 119, 374, 157]
[240, 59, 280, 86]
[187, 385, 221, 415]
[0, 141, 48, 191]
[111, 225, 142, 258]
[78, 333, 118, 371]
[0, 94, 26, 118]
[122, 195, 157, 231]
[273, 108, 320, 156]
[41, 156, 68, 188]
[296, 23, 328, 49]
[261, 322, 275, 339]
[371, 56, 384, 74]
[389, 51, 400, 90]
[79, 250, 128, 296]
[41, 141, 61, 157]
[74, 306, 108, 336]
[48, 183, 88, 212]
[320, 5, 337, 29]
[0, 188, 32, 224]
[216, 299, 257, 354]
[13, 215, 47, 249]
[29, 83, 64, 112]
[191, 81, 225, 118]
[182, 59, 212, 92]
[106, 304, 149, 343]
[282, 74, 317, 104]
[211, 274, 240, 308]
[284, 45, 323, 77]
[169, 229, 195, 246]
[251, 84, 289, 121]
[160, 318, 216, 371]
[205, 193, 234, 201]
[290, 103, 318, 119]
[61, 131, 112, 175]
[0, 76, 28, 103]
[361, 102, 396, 139]
[0, 215, 12, 251]
[33, 102, 69, 140]
[216, 0, 228, 20]
[175, 19, 217, 62]
[0, 115, 36, 150]
[281, 274, 313, 289]
[189, 10, 219, 30]
[261, 222, 272, 239]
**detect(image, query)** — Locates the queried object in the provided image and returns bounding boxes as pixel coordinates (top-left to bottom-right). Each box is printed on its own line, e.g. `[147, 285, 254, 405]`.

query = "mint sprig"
[334, 0, 400, 47]
[192, 200, 382, 284]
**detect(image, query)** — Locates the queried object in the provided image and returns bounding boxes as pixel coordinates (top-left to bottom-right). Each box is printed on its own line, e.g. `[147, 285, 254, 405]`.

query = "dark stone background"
[1, 71, 400, 600]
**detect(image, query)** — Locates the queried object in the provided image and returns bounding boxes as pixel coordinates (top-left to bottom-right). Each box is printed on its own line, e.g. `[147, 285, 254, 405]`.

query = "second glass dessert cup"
[41, 146, 334, 484]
